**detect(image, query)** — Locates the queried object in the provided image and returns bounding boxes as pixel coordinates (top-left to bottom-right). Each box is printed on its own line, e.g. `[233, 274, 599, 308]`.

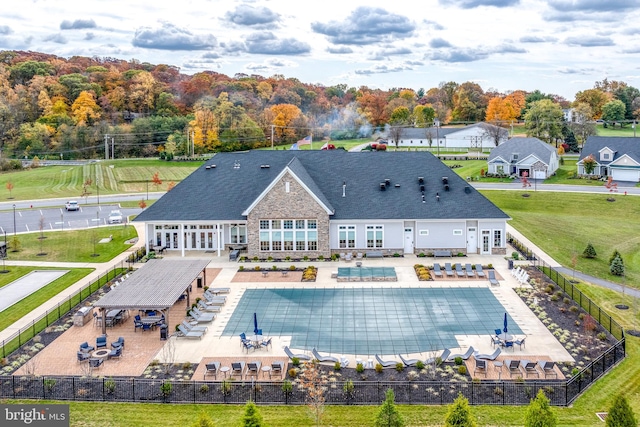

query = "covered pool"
[223, 287, 522, 355]
[336, 267, 397, 282]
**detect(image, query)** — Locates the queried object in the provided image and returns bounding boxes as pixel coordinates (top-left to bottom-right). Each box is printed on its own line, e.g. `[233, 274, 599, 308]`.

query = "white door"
[481, 231, 491, 254]
[467, 227, 477, 253]
[404, 228, 414, 254]
[533, 169, 546, 179]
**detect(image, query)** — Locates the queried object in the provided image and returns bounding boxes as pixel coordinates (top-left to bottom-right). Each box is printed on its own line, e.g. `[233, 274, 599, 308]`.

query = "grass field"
[8, 225, 138, 262]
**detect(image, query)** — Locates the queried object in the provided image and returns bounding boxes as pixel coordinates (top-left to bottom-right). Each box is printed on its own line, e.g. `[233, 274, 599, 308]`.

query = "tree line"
[0, 50, 638, 159]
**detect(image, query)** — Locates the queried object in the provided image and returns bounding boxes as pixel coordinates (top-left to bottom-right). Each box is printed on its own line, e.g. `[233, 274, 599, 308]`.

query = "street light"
[96, 179, 100, 206]
[12, 204, 16, 237]
[434, 118, 440, 157]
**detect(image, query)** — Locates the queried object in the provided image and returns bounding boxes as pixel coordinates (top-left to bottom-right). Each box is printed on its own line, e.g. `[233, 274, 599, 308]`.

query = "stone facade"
[246, 172, 330, 258]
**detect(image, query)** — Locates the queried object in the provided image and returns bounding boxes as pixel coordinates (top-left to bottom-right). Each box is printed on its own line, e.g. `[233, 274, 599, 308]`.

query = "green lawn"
[483, 191, 640, 288]
[596, 124, 640, 137]
[0, 159, 200, 202]
[0, 267, 93, 333]
[8, 225, 138, 262]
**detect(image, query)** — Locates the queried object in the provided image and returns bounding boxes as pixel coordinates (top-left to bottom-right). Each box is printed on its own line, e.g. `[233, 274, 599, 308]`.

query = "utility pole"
[104, 134, 109, 160]
[270, 125, 275, 149]
[111, 138, 115, 160]
[191, 131, 195, 157]
[434, 118, 440, 157]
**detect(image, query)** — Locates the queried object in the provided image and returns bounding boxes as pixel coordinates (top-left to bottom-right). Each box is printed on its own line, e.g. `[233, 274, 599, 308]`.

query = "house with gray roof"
[134, 150, 510, 258]
[395, 123, 508, 151]
[487, 137, 559, 179]
[577, 136, 640, 182]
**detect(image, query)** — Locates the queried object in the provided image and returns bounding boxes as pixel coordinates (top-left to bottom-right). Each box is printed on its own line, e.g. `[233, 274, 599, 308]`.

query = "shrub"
[288, 368, 297, 378]
[242, 400, 264, 427]
[375, 389, 404, 427]
[282, 379, 293, 393]
[291, 357, 300, 367]
[512, 252, 519, 260]
[356, 363, 365, 373]
[239, 265, 244, 271]
[160, 381, 173, 397]
[582, 243, 597, 258]
[105, 378, 116, 394]
[610, 254, 625, 276]
[334, 361, 341, 371]
[524, 389, 556, 427]
[454, 357, 463, 365]
[569, 306, 579, 313]
[416, 360, 425, 370]
[444, 393, 476, 427]
[550, 294, 560, 302]
[254, 266, 261, 271]
[289, 265, 296, 271]
[609, 249, 622, 265]
[395, 363, 404, 372]
[375, 363, 383, 373]
[457, 365, 467, 375]
[597, 332, 607, 341]
[271, 265, 277, 271]
[606, 394, 637, 427]
[343, 379, 355, 395]
[563, 297, 571, 305]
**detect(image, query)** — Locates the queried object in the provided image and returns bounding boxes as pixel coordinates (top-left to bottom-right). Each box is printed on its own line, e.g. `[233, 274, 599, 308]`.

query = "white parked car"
[65, 201, 79, 211]
[108, 210, 123, 224]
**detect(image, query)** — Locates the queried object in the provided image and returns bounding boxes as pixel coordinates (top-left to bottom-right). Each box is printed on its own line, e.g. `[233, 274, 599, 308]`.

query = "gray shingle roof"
[94, 259, 210, 310]
[488, 137, 556, 165]
[134, 150, 508, 222]
[579, 136, 640, 164]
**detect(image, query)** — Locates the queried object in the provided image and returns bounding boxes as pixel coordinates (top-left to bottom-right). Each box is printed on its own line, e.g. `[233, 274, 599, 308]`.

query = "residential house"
[134, 151, 510, 258]
[577, 136, 640, 182]
[394, 123, 509, 151]
[487, 137, 559, 178]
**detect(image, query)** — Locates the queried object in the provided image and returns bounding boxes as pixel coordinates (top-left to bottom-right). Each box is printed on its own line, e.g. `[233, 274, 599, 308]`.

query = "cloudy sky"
[3, 0, 640, 99]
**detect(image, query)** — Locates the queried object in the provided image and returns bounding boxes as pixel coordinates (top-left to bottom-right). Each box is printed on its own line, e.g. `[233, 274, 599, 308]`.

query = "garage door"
[611, 169, 640, 182]
[533, 170, 546, 179]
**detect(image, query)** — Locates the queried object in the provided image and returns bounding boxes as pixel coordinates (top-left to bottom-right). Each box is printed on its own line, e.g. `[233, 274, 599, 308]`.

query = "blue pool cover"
[223, 288, 521, 355]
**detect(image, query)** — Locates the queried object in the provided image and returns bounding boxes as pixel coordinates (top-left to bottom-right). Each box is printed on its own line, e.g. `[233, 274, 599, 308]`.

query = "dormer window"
[510, 153, 519, 162]
[602, 153, 610, 161]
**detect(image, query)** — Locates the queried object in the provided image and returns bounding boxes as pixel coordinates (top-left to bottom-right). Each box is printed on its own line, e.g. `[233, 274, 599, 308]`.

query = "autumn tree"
[374, 388, 405, 427]
[582, 154, 597, 175]
[485, 97, 518, 124]
[412, 105, 435, 127]
[357, 90, 390, 126]
[167, 181, 176, 191]
[71, 91, 101, 126]
[151, 172, 162, 192]
[524, 390, 557, 427]
[6, 181, 13, 199]
[269, 103, 303, 143]
[524, 99, 564, 143]
[569, 103, 597, 146]
[139, 199, 147, 209]
[298, 360, 327, 427]
[574, 88, 611, 119]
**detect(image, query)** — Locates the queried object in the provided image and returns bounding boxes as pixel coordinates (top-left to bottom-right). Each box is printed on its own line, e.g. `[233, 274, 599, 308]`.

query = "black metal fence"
[0, 236, 627, 406]
[0, 263, 127, 358]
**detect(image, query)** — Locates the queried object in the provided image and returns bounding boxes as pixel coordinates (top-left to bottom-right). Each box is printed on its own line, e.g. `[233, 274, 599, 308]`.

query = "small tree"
[609, 249, 622, 265]
[374, 388, 404, 427]
[298, 360, 327, 427]
[191, 412, 215, 427]
[139, 199, 147, 209]
[582, 243, 597, 259]
[445, 393, 476, 427]
[606, 394, 638, 427]
[151, 172, 162, 191]
[610, 254, 625, 276]
[6, 181, 14, 199]
[242, 400, 263, 427]
[9, 236, 21, 252]
[582, 154, 597, 175]
[524, 389, 557, 427]
[167, 181, 176, 191]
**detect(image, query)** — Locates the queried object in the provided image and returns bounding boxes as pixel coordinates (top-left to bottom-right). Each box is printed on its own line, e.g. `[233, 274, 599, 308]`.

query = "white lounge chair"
[312, 348, 339, 363]
[448, 346, 475, 361]
[177, 324, 204, 339]
[284, 346, 311, 361]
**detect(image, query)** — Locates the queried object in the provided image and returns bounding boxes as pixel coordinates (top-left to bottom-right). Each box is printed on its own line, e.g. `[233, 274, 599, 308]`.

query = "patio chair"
[494, 328, 502, 337]
[465, 263, 475, 278]
[523, 360, 539, 378]
[181, 320, 208, 333]
[506, 359, 522, 378]
[256, 329, 263, 335]
[375, 354, 399, 368]
[356, 253, 363, 260]
[447, 346, 475, 361]
[260, 337, 273, 350]
[111, 337, 125, 351]
[488, 270, 500, 286]
[96, 335, 107, 349]
[203, 362, 220, 379]
[398, 354, 420, 367]
[93, 312, 102, 327]
[177, 324, 204, 339]
[246, 361, 262, 378]
[204, 291, 227, 302]
[475, 264, 486, 278]
[474, 347, 501, 361]
[433, 263, 443, 278]
[79, 342, 95, 353]
[444, 263, 454, 277]
[312, 348, 340, 363]
[77, 351, 91, 363]
[270, 362, 284, 379]
[89, 358, 104, 370]
[197, 300, 221, 313]
[203, 294, 227, 306]
[473, 358, 487, 377]
[189, 308, 215, 323]
[514, 336, 527, 350]
[284, 346, 311, 361]
[242, 340, 256, 353]
[108, 346, 123, 360]
[455, 263, 465, 277]
[490, 335, 503, 348]
[231, 361, 246, 380]
[425, 349, 451, 365]
[503, 341, 514, 351]
[538, 361, 557, 379]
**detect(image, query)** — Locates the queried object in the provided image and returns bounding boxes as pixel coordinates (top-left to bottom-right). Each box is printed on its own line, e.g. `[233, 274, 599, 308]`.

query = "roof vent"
[442, 176, 448, 184]
[421, 195, 425, 203]
[444, 184, 450, 191]
[464, 186, 471, 194]
[420, 185, 425, 192]
[436, 192, 440, 202]
[342, 181, 346, 197]
[210, 164, 216, 168]
[260, 164, 270, 169]
[384, 179, 390, 186]
[379, 183, 386, 191]
[205, 165, 211, 169]
[233, 160, 240, 169]
[418, 177, 424, 184]
[395, 183, 400, 188]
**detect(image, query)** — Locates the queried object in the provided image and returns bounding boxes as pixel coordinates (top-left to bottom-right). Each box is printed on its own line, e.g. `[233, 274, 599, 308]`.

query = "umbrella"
[503, 313, 508, 333]
[253, 312, 259, 335]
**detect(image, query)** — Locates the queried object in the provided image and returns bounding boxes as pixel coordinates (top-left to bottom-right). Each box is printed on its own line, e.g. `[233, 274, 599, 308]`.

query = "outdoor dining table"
[141, 316, 163, 327]
[105, 309, 123, 327]
[245, 335, 263, 347]
[498, 333, 513, 341]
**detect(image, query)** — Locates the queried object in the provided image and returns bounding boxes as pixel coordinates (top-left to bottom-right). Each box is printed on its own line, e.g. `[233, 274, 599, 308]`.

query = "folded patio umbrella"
[503, 312, 508, 333]
[254, 312, 259, 335]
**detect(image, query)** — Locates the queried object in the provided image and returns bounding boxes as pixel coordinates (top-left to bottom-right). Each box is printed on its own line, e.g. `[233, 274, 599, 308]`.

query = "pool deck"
[9, 247, 571, 381]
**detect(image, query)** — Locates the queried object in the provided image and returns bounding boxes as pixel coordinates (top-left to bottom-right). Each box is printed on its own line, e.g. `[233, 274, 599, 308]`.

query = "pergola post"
[101, 307, 107, 335]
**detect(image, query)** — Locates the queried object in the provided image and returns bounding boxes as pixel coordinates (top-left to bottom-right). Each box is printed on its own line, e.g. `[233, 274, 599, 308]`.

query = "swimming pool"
[223, 287, 521, 355]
